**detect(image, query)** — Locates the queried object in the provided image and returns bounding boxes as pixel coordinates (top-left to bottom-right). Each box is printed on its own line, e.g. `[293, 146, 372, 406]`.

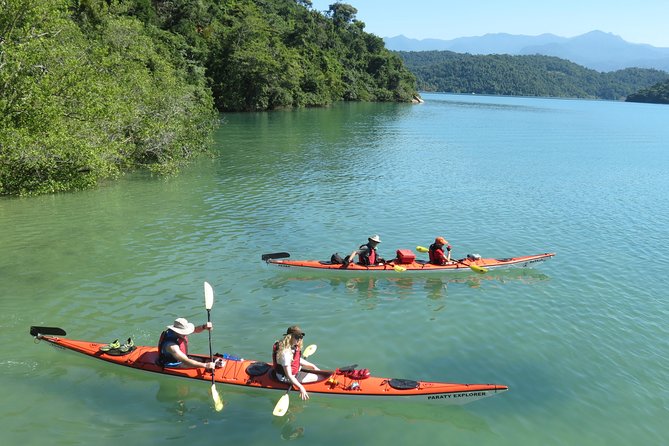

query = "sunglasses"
[294, 333, 305, 339]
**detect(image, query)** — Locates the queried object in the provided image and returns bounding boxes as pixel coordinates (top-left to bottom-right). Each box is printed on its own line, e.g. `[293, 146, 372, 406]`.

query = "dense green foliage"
[397, 51, 669, 100]
[626, 79, 669, 104]
[0, 0, 216, 195]
[145, 0, 417, 110]
[1, 0, 418, 195]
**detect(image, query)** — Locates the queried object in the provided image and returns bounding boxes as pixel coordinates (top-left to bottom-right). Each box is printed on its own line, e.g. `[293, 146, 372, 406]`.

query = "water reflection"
[271, 412, 305, 440]
[155, 382, 195, 418]
[290, 397, 491, 432]
[153, 377, 491, 433]
[262, 269, 551, 299]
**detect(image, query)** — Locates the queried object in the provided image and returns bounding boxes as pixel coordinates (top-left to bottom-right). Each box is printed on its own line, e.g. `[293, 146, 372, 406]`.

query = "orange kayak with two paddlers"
[30, 327, 508, 405]
[262, 251, 555, 273]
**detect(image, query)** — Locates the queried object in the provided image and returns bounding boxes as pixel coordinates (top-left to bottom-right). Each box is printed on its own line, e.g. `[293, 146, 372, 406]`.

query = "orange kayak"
[263, 252, 554, 273]
[30, 327, 508, 405]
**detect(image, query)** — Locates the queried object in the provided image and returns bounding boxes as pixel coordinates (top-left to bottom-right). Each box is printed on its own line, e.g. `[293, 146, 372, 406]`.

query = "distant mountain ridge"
[385, 31, 669, 72]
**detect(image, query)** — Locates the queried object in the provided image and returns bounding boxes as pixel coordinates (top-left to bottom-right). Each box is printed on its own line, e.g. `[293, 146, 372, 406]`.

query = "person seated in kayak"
[429, 237, 452, 265]
[158, 317, 219, 370]
[344, 234, 385, 267]
[272, 325, 320, 401]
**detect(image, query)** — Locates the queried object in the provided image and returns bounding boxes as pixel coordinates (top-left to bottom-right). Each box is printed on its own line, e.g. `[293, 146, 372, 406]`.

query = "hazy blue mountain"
[384, 31, 669, 72]
[383, 33, 567, 54]
[519, 31, 669, 71]
[447, 33, 566, 54]
[384, 33, 566, 53]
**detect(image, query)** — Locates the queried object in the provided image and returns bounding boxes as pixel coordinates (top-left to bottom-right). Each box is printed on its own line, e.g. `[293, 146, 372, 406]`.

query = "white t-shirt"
[277, 348, 296, 373]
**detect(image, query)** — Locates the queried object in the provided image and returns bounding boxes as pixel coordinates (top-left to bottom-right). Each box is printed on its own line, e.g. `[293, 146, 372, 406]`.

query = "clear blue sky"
[309, 0, 669, 47]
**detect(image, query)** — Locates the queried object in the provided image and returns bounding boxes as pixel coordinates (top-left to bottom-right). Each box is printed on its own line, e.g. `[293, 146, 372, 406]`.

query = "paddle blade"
[261, 252, 290, 261]
[211, 384, 224, 411]
[302, 344, 317, 358]
[273, 393, 290, 417]
[469, 264, 488, 274]
[416, 246, 429, 253]
[204, 281, 214, 310]
[30, 326, 67, 337]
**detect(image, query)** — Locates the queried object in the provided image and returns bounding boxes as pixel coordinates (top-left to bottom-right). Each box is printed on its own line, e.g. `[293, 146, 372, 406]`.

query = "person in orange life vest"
[158, 317, 220, 370]
[429, 237, 452, 265]
[272, 325, 320, 400]
[344, 234, 385, 267]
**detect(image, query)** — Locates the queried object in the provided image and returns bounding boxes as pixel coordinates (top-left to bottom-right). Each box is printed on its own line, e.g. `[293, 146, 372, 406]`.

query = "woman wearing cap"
[158, 317, 219, 370]
[344, 234, 385, 267]
[429, 237, 452, 265]
[272, 326, 320, 400]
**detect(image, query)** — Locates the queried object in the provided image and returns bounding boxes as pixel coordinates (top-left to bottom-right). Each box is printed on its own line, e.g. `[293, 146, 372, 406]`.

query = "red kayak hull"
[35, 334, 508, 404]
[267, 252, 554, 272]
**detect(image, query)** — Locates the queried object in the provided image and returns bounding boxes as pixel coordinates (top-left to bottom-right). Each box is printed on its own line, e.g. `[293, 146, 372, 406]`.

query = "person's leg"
[296, 370, 320, 383]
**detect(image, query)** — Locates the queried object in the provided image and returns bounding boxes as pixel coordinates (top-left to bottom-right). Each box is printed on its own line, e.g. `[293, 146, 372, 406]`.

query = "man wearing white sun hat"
[344, 234, 385, 267]
[157, 317, 219, 370]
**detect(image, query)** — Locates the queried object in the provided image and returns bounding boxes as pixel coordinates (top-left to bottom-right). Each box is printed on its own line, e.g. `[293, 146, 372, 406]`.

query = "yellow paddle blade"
[211, 384, 224, 411]
[416, 246, 429, 253]
[393, 264, 406, 272]
[469, 264, 488, 274]
[273, 393, 290, 417]
[303, 344, 317, 358]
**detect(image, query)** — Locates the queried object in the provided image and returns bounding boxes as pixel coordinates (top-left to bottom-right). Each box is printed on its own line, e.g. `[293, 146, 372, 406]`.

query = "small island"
[626, 80, 669, 104]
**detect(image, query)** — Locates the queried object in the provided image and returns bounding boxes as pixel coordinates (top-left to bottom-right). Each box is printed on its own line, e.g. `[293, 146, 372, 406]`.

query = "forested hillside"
[398, 51, 669, 100]
[151, 0, 417, 110]
[1, 0, 217, 195]
[0, 0, 417, 196]
[626, 80, 669, 104]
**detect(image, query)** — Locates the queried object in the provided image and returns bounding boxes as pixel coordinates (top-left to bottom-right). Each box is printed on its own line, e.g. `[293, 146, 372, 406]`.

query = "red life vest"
[273, 342, 301, 375]
[158, 329, 189, 366]
[429, 243, 446, 265]
[359, 243, 377, 265]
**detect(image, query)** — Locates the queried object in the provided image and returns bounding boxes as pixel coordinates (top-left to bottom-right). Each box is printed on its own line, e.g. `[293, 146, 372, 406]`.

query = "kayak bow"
[30, 327, 508, 405]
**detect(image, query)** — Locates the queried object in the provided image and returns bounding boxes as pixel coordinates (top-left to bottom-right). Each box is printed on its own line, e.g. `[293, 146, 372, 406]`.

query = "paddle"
[384, 262, 406, 272]
[30, 326, 67, 337]
[303, 364, 357, 376]
[272, 343, 317, 417]
[415, 246, 488, 273]
[262, 252, 290, 261]
[342, 259, 406, 272]
[303, 343, 317, 357]
[204, 281, 224, 412]
[347, 261, 405, 272]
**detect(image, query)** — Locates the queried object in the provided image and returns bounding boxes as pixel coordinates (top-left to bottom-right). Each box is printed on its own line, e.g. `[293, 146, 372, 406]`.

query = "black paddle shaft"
[206, 309, 215, 383]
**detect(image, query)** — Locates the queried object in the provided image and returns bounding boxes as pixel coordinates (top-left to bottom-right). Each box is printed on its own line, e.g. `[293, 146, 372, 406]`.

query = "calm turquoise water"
[1, 93, 668, 445]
